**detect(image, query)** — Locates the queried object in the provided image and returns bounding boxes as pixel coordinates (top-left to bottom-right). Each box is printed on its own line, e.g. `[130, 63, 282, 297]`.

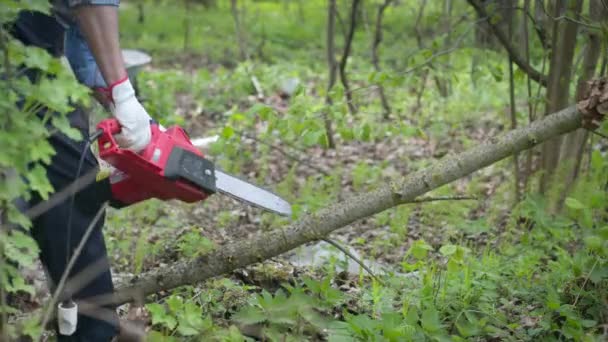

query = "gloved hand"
[105, 77, 152, 152]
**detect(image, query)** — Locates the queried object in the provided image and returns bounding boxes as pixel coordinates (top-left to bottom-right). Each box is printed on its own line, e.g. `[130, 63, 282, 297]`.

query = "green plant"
[0, 2, 90, 339]
[233, 288, 330, 340]
[177, 230, 215, 258]
[147, 294, 213, 337]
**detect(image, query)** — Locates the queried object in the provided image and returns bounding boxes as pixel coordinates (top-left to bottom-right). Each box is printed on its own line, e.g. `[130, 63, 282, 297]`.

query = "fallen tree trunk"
[106, 104, 588, 307]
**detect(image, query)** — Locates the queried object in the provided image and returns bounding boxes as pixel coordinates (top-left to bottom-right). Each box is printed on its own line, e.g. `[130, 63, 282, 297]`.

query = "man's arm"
[64, 1, 151, 152]
[72, 5, 125, 85]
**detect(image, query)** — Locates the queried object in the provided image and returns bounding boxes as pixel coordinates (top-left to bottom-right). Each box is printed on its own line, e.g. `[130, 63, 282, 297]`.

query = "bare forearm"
[73, 6, 125, 85]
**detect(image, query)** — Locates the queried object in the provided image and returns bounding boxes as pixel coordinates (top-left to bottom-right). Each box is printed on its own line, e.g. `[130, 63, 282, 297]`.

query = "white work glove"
[109, 77, 152, 152]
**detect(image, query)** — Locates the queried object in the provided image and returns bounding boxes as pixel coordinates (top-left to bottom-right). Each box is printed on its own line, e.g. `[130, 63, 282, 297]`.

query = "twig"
[322, 238, 382, 283]
[25, 169, 98, 220]
[251, 75, 264, 100]
[539, 1, 601, 30]
[409, 196, 477, 203]
[573, 258, 599, 307]
[466, 0, 548, 86]
[39, 202, 108, 333]
[589, 129, 608, 140]
[239, 131, 331, 176]
[349, 17, 480, 96]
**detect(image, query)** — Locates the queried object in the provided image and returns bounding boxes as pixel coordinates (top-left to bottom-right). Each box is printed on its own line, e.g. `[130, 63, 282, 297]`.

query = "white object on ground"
[57, 301, 78, 336]
[191, 135, 219, 148]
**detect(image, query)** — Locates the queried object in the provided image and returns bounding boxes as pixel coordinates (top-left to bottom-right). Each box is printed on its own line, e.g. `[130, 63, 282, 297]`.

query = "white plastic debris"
[57, 301, 78, 336]
[191, 135, 219, 148]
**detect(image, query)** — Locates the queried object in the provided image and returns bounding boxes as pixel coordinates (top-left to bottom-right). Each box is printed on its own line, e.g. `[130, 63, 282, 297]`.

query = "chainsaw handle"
[98, 118, 122, 136]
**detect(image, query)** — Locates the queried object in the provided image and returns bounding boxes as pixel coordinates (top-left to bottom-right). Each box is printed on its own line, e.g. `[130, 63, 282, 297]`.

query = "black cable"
[62, 129, 103, 305]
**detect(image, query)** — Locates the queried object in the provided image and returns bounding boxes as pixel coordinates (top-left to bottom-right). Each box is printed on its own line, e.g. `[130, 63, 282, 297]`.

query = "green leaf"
[439, 245, 457, 256]
[166, 295, 184, 313]
[357, 123, 371, 141]
[177, 302, 209, 336]
[565, 197, 585, 210]
[302, 129, 323, 146]
[546, 289, 561, 310]
[222, 125, 235, 139]
[584, 235, 602, 252]
[409, 240, 433, 259]
[4, 231, 39, 267]
[581, 319, 597, 328]
[7, 276, 35, 295]
[455, 313, 480, 337]
[26, 164, 53, 200]
[22, 46, 53, 71]
[421, 306, 442, 333]
[146, 303, 177, 330]
[233, 306, 267, 325]
[29, 139, 55, 164]
[51, 115, 82, 141]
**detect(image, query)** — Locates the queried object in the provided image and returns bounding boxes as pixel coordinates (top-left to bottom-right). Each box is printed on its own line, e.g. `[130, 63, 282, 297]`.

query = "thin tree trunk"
[324, 0, 338, 149]
[559, 0, 605, 198]
[523, 0, 534, 191]
[137, 2, 145, 24]
[296, 0, 305, 24]
[101, 105, 590, 307]
[231, 0, 248, 61]
[371, 0, 392, 119]
[508, 5, 521, 203]
[436, 0, 453, 97]
[183, 0, 191, 51]
[412, 70, 429, 115]
[413, 0, 448, 98]
[539, 0, 582, 195]
[339, 0, 361, 115]
[534, 0, 551, 49]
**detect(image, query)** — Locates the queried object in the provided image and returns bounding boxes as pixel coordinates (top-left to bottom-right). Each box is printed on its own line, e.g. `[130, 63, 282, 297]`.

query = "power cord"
[62, 128, 103, 306]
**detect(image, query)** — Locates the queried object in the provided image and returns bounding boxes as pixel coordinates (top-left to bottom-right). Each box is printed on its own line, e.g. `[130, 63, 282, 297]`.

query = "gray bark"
[539, 0, 582, 195]
[559, 0, 605, 198]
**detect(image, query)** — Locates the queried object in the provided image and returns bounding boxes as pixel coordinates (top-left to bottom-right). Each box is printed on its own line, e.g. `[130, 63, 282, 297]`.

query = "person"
[11, 0, 151, 340]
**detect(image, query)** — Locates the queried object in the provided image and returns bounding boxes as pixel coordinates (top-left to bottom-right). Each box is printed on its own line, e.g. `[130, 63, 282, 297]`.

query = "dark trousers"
[28, 111, 119, 341]
[11, 11, 119, 340]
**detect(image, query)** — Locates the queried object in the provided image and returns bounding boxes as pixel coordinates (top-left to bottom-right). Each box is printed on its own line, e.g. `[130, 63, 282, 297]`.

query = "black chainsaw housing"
[164, 147, 217, 194]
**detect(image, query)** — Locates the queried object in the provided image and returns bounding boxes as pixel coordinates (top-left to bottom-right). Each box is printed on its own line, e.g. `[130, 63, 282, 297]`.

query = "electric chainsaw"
[96, 118, 292, 216]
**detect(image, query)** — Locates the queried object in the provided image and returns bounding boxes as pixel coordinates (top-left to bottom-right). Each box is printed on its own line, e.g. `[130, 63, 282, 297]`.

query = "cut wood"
[106, 104, 585, 307]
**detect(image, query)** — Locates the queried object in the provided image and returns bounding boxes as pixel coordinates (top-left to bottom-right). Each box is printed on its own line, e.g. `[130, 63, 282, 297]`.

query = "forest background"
[1, 0, 607, 340]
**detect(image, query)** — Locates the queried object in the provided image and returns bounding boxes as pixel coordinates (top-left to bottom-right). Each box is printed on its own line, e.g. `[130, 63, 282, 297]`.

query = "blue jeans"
[64, 24, 107, 88]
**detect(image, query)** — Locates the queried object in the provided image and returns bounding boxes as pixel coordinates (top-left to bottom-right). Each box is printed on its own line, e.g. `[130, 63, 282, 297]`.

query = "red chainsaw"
[96, 118, 292, 216]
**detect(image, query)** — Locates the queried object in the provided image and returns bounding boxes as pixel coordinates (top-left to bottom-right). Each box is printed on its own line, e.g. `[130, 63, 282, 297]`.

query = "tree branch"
[466, 0, 548, 87]
[321, 238, 381, 282]
[410, 196, 477, 203]
[103, 104, 586, 307]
